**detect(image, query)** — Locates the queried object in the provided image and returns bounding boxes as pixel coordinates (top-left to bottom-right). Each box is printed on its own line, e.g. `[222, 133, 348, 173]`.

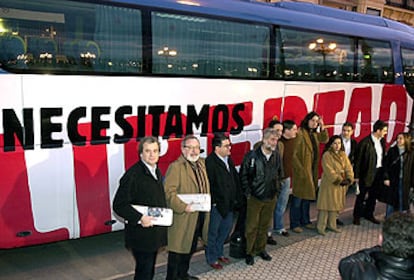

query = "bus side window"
[26, 36, 57, 63]
[401, 48, 414, 97]
[357, 39, 393, 83]
[0, 34, 26, 65]
[62, 40, 101, 66]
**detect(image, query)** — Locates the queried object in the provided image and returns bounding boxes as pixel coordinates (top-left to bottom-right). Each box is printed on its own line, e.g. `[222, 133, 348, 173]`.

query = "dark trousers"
[131, 249, 157, 280]
[166, 213, 205, 280]
[245, 195, 276, 255]
[353, 169, 382, 219]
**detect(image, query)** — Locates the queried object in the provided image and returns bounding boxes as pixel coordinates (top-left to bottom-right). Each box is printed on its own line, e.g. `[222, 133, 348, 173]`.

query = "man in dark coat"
[240, 128, 283, 266]
[353, 120, 388, 225]
[113, 136, 167, 280]
[205, 133, 241, 269]
[339, 212, 414, 280]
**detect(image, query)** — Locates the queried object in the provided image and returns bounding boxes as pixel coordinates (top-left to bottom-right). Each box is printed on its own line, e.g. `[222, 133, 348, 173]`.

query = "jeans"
[386, 179, 403, 218]
[205, 206, 233, 264]
[273, 177, 290, 232]
[289, 195, 310, 229]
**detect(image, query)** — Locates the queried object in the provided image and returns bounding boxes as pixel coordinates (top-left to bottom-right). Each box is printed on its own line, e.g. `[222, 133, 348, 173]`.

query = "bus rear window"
[0, 0, 142, 74]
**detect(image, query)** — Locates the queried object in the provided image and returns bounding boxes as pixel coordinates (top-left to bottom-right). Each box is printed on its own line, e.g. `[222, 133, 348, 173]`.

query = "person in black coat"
[113, 136, 167, 280]
[205, 133, 241, 270]
[341, 122, 358, 166]
[338, 212, 414, 280]
[383, 132, 413, 217]
[353, 120, 388, 225]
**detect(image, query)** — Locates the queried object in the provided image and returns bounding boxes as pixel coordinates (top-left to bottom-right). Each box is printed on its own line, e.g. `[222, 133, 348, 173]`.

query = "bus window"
[402, 48, 414, 96]
[276, 28, 354, 82]
[0, 0, 142, 74]
[356, 39, 393, 83]
[151, 12, 270, 78]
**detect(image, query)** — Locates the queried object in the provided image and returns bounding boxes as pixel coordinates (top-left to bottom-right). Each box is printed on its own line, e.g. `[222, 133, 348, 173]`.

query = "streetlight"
[308, 38, 337, 75]
[157, 46, 177, 71]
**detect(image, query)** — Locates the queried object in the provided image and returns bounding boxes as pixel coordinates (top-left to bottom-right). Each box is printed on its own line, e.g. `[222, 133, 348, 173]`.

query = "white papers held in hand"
[132, 205, 173, 226]
[177, 194, 211, 212]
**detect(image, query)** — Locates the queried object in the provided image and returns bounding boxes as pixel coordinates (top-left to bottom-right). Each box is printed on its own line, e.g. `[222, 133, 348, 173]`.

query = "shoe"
[317, 230, 326, 236]
[353, 217, 360, 225]
[266, 236, 277, 245]
[328, 227, 342, 233]
[292, 227, 303, 233]
[336, 219, 344, 226]
[209, 262, 223, 270]
[277, 229, 290, 237]
[258, 251, 272, 261]
[305, 223, 316, 229]
[366, 217, 380, 224]
[245, 254, 254, 265]
[218, 257, 230, 264]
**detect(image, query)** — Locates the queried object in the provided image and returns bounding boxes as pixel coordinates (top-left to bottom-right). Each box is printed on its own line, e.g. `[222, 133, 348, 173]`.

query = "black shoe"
[258, 251, 272, 261]
[266, 236, 277, 245]
[336, 219, 344, 226]
[353, 217, 360, 225]
[366, 217, 380, 224]
[245, 254, 254, 265]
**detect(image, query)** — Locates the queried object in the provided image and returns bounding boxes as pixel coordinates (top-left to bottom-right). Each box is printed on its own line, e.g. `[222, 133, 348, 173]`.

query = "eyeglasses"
[221, 144, 232, 148]
[184, 145, 200, 151]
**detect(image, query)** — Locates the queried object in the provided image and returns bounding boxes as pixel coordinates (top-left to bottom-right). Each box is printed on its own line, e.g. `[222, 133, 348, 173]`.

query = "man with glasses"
[165, 135, 210, 280]
[205, 133, 241, 270]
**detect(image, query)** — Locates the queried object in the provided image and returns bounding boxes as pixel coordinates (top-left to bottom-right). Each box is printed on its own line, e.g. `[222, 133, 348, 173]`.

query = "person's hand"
[140, 215, 155, 227]
[185, 204, 194, 213]
[384, 180, 390, 187]
[319, 117, 325, 130]
[339, 179, 351, 186]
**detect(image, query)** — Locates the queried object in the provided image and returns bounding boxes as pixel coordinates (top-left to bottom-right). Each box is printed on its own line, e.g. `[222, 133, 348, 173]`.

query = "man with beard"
[164, 135, 210, 280]
[240, 128, 283, 266]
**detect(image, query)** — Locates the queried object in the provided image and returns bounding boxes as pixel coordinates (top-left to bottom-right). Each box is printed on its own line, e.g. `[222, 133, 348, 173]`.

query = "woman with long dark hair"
[383, 132, 413, 217]
[290, 111, 329, 233]
[316, 135, 354, 235]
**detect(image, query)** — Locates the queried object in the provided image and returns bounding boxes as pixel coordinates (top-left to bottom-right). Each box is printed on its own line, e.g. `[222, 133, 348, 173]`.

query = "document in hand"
[132, 205, 173, 226]
[177, 194, 211, 212]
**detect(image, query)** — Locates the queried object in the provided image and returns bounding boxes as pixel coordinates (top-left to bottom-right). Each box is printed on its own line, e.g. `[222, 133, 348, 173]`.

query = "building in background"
[259, 0, 414, 26]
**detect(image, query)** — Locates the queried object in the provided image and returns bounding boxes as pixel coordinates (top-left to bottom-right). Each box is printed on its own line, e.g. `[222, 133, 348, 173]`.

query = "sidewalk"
[152, 215, 382, 280]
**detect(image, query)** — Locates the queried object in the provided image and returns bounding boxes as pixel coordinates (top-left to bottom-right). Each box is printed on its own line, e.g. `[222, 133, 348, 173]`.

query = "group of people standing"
[112, 111, 414, 280]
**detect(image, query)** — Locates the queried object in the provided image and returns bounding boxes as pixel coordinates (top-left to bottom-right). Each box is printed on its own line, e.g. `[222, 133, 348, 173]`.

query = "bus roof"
[109, 0, 414, 44]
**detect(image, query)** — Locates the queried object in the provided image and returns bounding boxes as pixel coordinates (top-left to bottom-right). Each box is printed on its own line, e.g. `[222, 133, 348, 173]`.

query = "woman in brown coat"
[290, 111, 329, 233]
[316, 135, 354, 235]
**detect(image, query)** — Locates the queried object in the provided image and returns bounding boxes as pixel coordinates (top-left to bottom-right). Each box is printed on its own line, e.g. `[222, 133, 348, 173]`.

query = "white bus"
[0, 0, 413, 248]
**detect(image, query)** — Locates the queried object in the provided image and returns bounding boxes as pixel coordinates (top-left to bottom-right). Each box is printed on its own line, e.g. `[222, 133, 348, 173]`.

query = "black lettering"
[2, 108, 34, 151]
[137, 106, 146, 139]
[67, 107, 87, 146]
[148, 106, 164, 137]
[212, 105, 229, 132]
[230, 103, 245, 134]
[164, 106, 183, 139]
[41, 108, 63, 149]
[91, 107, 111, 145]
[186, 105, 209, 136]
[114, 106, 133, 144]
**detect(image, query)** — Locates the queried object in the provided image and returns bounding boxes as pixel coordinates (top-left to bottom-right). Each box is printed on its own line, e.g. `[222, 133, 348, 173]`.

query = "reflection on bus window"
[355, 39, 393, 83]
[275, 28, 394, 83]
[0, 0, 142, 74]
[402, 48, 414, 96]
[151, 12, 270, 78]
[276, 28, 355, 82]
